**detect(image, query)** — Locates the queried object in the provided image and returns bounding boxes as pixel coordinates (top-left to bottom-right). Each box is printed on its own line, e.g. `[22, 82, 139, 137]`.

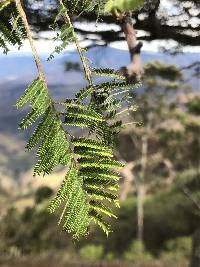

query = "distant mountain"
[1, 46, 199, 90]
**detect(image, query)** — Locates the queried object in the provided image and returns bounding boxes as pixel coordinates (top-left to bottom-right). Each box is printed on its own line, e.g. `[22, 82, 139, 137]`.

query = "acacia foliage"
[0, 0, 141, 238]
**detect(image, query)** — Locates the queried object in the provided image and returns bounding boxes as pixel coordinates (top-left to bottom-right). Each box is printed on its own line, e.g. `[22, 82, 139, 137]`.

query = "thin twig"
[115, 11, 144, 81]
[116, 108, 129, 116]
[15, 0, 76, 159]
[58, 201, 68, 225]
[15, 0, 45, 81]
[59, 0, 93, 87]
[123, 121, 142, 127]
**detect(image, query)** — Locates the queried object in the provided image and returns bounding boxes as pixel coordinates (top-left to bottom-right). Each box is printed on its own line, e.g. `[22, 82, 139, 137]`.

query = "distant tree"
[184, 97, 200, 174]
[175, 96, 200, 267]
[65, 61, 81, 72]
[159, 95, 200, 175]
[118, 61, 183, 242]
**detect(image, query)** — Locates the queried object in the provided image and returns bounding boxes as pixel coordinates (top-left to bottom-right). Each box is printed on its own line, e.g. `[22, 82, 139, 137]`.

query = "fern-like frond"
[33, 117, 71, 175]
[16, 79, 46, 108]
[83, 177, 118, 191]
[72, 137, 112, 152]
[75, 81, 134, 102]
[63, 0, 105, 15]
[16, 78, 71, 176]
[90, 200, 117, 218]
[75, 85, 93, 101]
[47, 3, 75, 60]
[12, 0, 140, 238]
[96, 81, 135, 93]
[16, 78, 51, 129]
[66, 107, 103, 122]
[89, 209, 111, 236]
[85, 186, 118, 202]
[64, 117, 96, 128]
[26, 107, 55, 150]
[79, 167, 120, 181]
[92, 68, 125, 80]
[81, 0, 99, 12]
[74, 146, 113, 158]
[48, 24, 74, 60]
[49, 164, 91, 238]
[78, 157, 124, 169]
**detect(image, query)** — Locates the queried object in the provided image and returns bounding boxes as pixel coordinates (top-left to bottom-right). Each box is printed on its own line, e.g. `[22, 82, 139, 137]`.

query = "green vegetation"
[160, 237, 192, 262]
[124, 240, 153, 262]
[0, 183, 196, 265]
[0, 58, 198, 266]
[0, 0, 144, 238]
[79, 245, 104, 260]
[105, 0, 144, 13]
[0, 0, 199, 265]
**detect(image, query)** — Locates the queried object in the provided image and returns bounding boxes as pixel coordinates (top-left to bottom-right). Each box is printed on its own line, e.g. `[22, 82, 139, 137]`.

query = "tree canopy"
[5, 0, 200, 46]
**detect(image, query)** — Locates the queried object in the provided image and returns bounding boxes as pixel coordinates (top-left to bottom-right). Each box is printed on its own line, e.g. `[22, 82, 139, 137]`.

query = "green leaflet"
[47, 6, 74, 61]
[82, 0, 99, 12]
[64, 116, 96, 128]
[74, 146, 113, 158]
[78, 158, 124, 169]
[60, 0, 102, 15]
[72, 137, 112, 153]
[90, 200, 117, 218]
[76, 81, 135, 104]
[75, 85, 93, 100]
[16, 79, 49, 108]
[104, 0, 144, 13]
[26, 107, 55, 151]
[17, 79, 50, 129]
[34, 133, 69, 175]
[92, 68, 125, 80]
[85, 186, 118, 202]
[49, 165, 91, 238]
[83, 177, 118, 191]
[96, 81, 134, 93]
[89, 209, 111, 236]
[66, 108, 103, 122]
[0, 8, 25, 53]
[34, 117, 71, 175]
[79, 167, 120, 181]
[16, 79, 71, 176]
[64, 101, 98, 114]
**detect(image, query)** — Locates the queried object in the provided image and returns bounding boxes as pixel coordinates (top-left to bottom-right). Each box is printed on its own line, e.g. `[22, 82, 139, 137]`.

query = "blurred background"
[0, 0, 200, 266]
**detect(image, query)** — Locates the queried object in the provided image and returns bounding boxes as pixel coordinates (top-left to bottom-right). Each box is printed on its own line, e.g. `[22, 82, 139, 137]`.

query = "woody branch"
[114, 11, 144, 82]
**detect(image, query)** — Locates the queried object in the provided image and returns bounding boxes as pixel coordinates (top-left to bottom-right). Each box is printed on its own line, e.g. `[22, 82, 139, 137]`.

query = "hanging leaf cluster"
[2, 0, 141, 238]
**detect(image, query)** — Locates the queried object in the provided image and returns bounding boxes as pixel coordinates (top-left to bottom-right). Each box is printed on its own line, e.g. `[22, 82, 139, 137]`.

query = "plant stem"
[59, 0, 93, 87]
[15, 0, 75, 159]
[15, 0, 45, 81]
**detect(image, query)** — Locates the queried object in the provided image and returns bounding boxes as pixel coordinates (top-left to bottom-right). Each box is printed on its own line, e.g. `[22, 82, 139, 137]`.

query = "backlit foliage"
[0, 0, 143, 238]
